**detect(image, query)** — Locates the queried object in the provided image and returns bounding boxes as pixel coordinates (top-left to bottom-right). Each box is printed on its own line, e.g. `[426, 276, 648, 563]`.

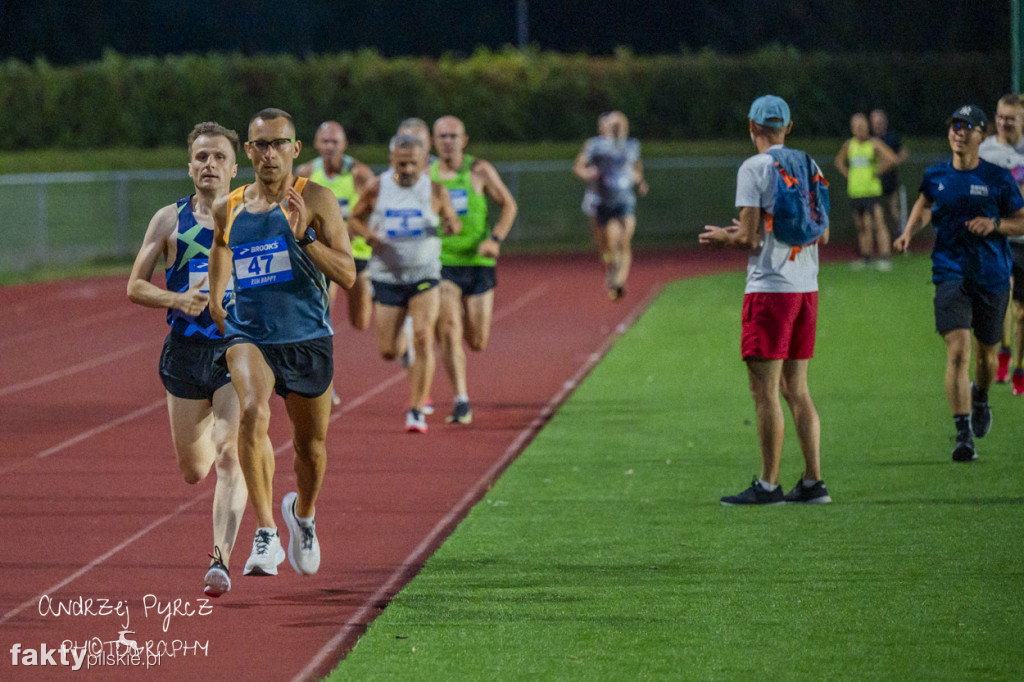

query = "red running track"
[0, 249, 744, 681]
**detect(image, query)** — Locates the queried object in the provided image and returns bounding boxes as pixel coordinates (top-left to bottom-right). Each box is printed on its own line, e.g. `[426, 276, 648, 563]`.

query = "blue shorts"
[441, 265, 497, 297]
[372, 279, 438, 307]
[159, 333, 231, 401]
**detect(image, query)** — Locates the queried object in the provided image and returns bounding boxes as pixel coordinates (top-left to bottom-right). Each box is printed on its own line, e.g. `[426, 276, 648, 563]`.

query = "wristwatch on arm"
[297, 227, 316, 247]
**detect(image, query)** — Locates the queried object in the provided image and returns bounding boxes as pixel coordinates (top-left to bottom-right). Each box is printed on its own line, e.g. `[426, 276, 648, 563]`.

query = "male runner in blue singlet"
[208, 108, 356, 577]
[127, 121, 247, 597]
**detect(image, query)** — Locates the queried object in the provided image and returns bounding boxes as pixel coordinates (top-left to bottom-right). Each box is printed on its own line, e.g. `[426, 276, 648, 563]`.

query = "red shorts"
[741, 292, 818, 360]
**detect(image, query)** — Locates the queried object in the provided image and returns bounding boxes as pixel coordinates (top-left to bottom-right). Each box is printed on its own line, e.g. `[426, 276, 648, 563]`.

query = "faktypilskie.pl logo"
[8, 593, 213, 671]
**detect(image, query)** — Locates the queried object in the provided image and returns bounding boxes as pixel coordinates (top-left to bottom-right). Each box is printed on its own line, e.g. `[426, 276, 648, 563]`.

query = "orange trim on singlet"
[224, 185, 247, 243]
[223, 177, 310, 243]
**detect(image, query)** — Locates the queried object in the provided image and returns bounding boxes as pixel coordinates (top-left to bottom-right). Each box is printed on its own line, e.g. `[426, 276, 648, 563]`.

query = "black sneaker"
[952, 438, 978, 462]
[720, 478, 785, 506]
[971, 383, 992, 438]
[446, 400, 473, 425]
[782, 479, 832, 504]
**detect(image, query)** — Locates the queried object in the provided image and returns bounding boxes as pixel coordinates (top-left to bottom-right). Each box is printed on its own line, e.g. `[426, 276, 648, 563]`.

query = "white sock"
[455, 394, 469, 404]
[801, 478, 819, 488]
[758, 480, 778, 491]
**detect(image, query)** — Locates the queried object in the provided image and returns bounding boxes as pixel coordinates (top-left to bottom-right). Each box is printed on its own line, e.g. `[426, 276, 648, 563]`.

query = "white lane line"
[290, 284, 663, 682]
[0, 283, 553, 627]
[492, 283, 546, 322]
[0, 342, 147, 398]
[0, 307, 137, 352]
[0, 496, 211, 626]
[0, 399, 167, 477]
[35, 400, 166, 460]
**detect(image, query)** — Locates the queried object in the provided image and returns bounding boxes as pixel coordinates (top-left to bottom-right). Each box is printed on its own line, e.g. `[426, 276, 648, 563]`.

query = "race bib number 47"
[232, 237, 294, 289]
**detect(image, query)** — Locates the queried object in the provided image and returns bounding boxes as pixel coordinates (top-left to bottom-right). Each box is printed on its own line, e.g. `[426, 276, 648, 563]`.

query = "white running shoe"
[243, 528, 285, 576]
[406, 408, 427, 434]
[400, 315, 415, 368]
[203, 546, 231, 597]
[281, 492, 321, 575]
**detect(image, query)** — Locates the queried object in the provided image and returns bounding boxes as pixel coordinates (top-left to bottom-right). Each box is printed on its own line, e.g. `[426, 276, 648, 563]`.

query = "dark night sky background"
[0, 0, 1013, 64]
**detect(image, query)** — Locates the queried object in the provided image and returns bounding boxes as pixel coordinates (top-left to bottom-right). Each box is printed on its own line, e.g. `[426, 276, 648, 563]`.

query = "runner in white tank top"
[348, 134, 460, 433]
[368, 171, 442, 285]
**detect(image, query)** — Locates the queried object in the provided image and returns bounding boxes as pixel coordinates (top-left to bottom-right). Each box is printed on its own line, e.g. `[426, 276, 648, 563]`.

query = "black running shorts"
[159, 333, 231, 401]
[218, 336, 334, 399]
[933, 279, 1010, 347]
[372, 279, 439, 307]
[849, 197, 880, 216]
[441, 265, 497, 297]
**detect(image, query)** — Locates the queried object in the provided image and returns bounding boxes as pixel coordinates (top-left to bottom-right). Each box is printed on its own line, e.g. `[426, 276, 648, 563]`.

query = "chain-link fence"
[0, 155, 940, 273]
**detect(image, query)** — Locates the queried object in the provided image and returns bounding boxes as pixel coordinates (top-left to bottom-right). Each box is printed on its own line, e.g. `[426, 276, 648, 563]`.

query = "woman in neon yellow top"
[835, 113, 899, 270]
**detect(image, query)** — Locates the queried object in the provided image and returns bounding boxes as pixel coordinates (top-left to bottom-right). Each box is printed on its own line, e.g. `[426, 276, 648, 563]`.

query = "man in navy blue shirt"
[894, 105, 1024, 462]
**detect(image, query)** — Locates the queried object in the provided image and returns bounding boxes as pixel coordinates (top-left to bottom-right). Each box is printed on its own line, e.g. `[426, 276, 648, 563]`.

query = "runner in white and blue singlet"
[348, 133, 461, 434]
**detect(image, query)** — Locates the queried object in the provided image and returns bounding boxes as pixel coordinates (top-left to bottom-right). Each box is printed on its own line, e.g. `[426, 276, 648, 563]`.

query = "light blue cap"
[748, 95, 791, 128]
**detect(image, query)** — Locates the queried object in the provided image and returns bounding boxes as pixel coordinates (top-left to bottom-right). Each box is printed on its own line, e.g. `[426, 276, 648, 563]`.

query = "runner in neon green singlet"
[296, 121, 375, 335]
[432, 154, 493, 267]
[846, 137, 883, 199]
[309, 156, 369, 258]
[431, 115, 518, 425]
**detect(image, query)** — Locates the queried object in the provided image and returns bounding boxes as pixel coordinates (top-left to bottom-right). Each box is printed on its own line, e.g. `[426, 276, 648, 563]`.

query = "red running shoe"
[996, 348, 1011, 383]
[1012, 369, 1024, 396]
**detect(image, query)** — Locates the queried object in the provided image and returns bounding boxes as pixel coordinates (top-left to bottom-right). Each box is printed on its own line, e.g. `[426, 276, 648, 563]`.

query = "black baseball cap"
[949, 104, 987, 130]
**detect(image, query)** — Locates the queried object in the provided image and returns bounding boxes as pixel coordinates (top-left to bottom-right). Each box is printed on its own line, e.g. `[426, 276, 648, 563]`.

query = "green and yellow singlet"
[846, 139, 882, 199]
[310, 156, 372, 261]
[430, 155, 493, 267]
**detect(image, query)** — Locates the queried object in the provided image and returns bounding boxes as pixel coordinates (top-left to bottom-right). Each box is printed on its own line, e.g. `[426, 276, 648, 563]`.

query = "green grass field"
[329, 254, 1023, 681]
